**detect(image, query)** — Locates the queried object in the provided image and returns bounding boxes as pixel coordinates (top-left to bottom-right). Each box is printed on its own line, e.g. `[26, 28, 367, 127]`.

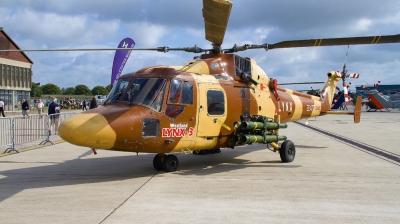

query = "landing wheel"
[153, 154, 164, 171]
[163, 154, 179, 172]
[280, 140, 296, 163]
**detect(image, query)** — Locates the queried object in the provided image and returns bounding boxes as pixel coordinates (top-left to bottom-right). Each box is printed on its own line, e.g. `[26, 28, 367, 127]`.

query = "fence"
[1, 112, 77, 153]
[0, 118, 12, 149]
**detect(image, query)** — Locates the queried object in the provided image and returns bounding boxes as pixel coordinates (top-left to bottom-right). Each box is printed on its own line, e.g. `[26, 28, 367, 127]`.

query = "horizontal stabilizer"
[325, 96, 362, 123]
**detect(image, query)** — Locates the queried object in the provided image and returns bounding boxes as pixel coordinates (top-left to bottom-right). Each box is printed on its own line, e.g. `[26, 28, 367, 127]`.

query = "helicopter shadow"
[173, 144, 302, 176]
[295, 145, 327, 149]
[0, 149, 156, 203]
[0, 143, 300, 202]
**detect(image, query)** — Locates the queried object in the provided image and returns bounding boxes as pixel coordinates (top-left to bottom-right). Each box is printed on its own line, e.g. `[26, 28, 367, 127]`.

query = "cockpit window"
[122, 78, 167, 112]
[167, 79, 193, 104]
[165, 79, 193, 119]
[168, 79, 183, 104]
[182, 81, 194, 104]
[106, 78, 131, 103]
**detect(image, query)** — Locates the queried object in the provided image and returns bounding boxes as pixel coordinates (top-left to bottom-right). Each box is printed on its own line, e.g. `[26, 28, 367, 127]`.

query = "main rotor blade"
[0, 48, 140, 52]
[203, 0, 232, 47]
[0, 46, 212, 53]
[271, 34, 400, 49]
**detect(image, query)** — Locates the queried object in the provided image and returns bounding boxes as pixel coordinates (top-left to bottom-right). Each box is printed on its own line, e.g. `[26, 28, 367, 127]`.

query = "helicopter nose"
[58, 113, 116, 149]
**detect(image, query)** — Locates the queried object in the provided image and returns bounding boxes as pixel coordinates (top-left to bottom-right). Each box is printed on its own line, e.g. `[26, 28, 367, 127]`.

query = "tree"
[74, 84, 92, 95]
[31, 83, 42, 97]
[106, 84, 111, 91]
[92, 86, 109, 96]
[41, 83, 62, 95]
[64, 87, 75, 95]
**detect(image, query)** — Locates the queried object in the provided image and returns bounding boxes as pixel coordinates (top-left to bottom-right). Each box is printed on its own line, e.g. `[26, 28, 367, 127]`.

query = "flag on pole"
[111, 38, 135, 88]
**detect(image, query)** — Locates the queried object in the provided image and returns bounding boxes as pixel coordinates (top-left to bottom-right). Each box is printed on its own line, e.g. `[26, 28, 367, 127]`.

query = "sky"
[1, 0, 400, 91]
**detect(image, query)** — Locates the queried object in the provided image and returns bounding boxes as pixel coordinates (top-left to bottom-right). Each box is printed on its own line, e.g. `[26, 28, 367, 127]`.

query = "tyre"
[153, 154, 163, 171]
[163, 154, 179, 172]
[280, 140, 295, 163]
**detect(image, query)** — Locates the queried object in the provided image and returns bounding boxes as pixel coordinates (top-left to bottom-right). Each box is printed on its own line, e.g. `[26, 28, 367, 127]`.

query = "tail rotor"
[336, 45, 360, 105]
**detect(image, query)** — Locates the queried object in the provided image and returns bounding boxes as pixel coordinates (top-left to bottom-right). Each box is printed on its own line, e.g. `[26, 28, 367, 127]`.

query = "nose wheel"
[153, 153, 179, 172]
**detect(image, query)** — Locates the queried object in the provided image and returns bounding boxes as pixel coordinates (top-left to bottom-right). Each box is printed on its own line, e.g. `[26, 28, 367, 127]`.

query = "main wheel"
[163, 154, 179, 172]
[280, 140, 296, 163]
[153, 154, 163, 171]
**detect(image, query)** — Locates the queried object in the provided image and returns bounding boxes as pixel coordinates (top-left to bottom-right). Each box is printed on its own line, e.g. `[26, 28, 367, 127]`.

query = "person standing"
[89, 97, 98, 109]
[82, 100, 87, 111]
[0, 98, 5, 117]
[22, 99, 29, 118]
[37, 99, 44, 118]
[48, 97, 60, 135]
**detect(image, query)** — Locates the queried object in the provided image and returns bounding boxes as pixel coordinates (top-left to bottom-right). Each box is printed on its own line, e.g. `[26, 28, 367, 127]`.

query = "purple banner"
[111, 38, 135, 88]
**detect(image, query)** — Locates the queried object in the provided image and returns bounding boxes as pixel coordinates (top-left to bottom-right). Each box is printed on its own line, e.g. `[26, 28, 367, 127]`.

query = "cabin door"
[196, 84, 227, 137]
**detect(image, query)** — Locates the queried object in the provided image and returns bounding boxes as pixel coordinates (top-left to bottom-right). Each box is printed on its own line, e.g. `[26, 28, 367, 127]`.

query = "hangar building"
[0, 27, 33, 112]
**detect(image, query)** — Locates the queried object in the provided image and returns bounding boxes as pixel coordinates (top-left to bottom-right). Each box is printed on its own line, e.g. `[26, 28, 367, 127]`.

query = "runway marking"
[295, 122, 400, 165]
[99, 164, 164, 223]
[0, 140, 66, 157]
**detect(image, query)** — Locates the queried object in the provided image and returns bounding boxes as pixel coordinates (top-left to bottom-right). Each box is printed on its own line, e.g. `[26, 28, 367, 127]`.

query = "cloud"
[4, 8, 120, 48]
[125, 22, 169, 47]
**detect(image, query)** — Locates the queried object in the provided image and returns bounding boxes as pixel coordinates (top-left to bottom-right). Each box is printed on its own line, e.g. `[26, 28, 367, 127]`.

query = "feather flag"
[111, 38, 135, 88]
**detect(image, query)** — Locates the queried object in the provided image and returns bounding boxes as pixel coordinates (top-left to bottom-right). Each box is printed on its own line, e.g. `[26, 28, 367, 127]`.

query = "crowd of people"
[0, 97, 99, 118]
[0, 97, 100, 137]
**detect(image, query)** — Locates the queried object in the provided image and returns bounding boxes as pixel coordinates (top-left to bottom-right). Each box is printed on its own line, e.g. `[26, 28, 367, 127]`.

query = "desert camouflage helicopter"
[2, 0, 400, 172]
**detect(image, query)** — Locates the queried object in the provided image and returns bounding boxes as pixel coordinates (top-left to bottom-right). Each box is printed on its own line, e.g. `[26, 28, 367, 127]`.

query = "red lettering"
[162, 127, 194, 138]
[167, 128, 173, 137]
[178, 128, 185, 137]
[172, 128, 179, 137]
[188, 127, 194, 136]
[162, 128, 169, 137]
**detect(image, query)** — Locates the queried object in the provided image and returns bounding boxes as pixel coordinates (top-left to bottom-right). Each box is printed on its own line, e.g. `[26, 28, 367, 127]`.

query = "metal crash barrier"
[0, 118, 13, 151]
[2, 112, 77, 153]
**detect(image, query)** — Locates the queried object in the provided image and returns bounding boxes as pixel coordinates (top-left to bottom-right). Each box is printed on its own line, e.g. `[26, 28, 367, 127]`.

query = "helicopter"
[2, 0, 400, 172]
[361, 81, 400, 112]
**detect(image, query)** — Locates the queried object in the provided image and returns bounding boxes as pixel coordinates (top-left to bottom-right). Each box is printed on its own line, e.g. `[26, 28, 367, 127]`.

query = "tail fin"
[320, 71, 342, 112]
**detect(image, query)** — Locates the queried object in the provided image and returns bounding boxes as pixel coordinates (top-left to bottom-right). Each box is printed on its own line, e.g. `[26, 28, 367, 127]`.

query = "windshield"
[106, 78, 131, 103]
[123, 78, 167, 112]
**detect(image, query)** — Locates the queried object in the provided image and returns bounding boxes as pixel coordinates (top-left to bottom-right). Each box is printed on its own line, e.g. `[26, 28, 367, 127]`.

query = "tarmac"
[0, 108, 399, 223]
